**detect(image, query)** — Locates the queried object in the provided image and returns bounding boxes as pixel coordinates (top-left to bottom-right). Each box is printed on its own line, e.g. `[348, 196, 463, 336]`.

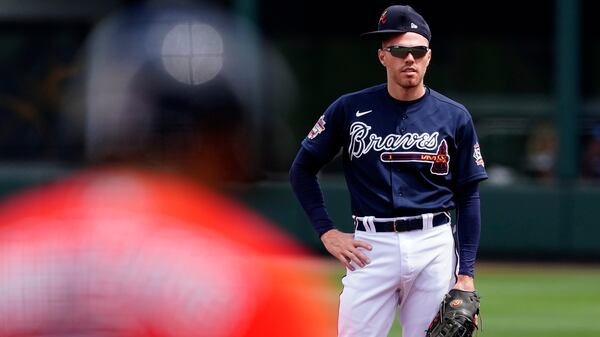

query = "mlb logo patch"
[308, 115, 326, 140]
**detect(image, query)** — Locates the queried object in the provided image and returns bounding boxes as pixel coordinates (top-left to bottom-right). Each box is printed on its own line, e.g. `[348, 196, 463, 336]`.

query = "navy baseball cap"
[361, 5, 431, 42]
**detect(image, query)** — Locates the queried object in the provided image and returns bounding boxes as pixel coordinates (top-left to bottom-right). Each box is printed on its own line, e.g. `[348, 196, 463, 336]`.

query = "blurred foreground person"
[0, 2, 335, 337]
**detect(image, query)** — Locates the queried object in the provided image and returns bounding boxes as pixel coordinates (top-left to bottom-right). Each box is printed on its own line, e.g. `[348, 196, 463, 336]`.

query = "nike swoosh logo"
[356, 110, 372, 117]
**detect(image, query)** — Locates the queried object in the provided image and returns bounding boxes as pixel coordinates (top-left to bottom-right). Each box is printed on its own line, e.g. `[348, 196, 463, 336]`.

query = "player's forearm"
[289, 147, 335, 236]
[455, 182, 481, 277]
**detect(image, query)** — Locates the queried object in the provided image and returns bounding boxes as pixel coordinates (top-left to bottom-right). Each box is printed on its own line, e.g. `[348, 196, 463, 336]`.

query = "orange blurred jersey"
[0, 168, 337, 337]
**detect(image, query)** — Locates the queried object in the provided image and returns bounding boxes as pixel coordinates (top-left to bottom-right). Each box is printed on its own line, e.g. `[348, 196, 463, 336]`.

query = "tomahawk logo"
[381, 140, 450, 175]
[379, 10, 388, 24]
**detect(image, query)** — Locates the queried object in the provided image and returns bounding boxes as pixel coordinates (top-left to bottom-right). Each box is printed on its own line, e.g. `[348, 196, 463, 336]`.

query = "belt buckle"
[393, 219, 399, 232]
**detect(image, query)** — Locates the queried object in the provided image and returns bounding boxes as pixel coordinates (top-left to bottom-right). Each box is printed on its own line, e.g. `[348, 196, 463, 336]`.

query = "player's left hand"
[453, 274, 479, 328]
[453, 274, 475, 291]
[426, 288, 480, 337]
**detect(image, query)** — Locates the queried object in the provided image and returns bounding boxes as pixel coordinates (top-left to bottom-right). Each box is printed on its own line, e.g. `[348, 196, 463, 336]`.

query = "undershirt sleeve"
[289, 147, 335, 237]
[454, 181, 482, 277]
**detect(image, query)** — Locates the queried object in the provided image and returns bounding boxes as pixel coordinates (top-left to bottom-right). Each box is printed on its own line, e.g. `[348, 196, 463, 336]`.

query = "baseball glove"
[426, 289, 480, 337]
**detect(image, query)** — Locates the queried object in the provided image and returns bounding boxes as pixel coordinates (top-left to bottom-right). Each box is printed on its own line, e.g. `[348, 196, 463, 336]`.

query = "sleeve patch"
[307, 115, 326, 139]
[473, 143, 485, 167]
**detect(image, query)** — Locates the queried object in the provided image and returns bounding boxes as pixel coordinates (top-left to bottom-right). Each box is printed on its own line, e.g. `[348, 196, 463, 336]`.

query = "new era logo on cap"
[361, 5, 431, 42]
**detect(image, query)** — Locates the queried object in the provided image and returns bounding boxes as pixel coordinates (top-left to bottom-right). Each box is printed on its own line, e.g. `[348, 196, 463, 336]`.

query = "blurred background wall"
[0, 0, 599, 261]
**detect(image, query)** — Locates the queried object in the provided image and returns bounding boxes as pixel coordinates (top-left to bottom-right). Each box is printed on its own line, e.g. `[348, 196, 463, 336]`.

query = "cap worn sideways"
[361, 5, 431, 42]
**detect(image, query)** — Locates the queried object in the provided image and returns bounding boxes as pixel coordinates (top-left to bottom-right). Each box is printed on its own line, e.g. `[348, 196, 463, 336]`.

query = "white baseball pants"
[338, 223, 456, 337]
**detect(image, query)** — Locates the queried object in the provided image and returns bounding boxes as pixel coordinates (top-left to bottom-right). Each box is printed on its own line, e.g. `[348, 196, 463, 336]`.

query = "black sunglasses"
[382, 45, 429, 59]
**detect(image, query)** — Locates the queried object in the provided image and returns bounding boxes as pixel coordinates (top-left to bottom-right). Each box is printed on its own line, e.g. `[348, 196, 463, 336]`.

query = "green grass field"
[329, 262, 600, 337]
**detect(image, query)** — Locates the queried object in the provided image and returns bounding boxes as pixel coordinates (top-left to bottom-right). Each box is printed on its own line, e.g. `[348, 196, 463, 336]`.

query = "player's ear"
[378, 48, 386, 66]
[426, 48, 432, 66]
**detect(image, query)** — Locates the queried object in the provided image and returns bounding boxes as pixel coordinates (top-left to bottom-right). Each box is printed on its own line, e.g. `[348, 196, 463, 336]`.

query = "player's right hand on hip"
[320, 229, 372, 271]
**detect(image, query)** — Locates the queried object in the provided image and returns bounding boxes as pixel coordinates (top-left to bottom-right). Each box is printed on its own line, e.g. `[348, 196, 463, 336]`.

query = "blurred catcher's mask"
[83, 5, 264, 162]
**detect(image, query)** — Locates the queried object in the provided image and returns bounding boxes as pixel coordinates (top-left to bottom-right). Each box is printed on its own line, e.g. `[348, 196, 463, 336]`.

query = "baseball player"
[289, 5, 487, 337]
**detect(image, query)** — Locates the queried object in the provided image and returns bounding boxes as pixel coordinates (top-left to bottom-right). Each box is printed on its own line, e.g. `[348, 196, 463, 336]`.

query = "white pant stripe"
[361, 217, 369, 232]
[362, 217, 374, 233]
[367, 216, 376, 232]
[422, 213, 433, 230]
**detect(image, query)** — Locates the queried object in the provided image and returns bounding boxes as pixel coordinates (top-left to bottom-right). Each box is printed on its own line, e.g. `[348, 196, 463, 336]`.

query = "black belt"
[354, 212, 450, 233]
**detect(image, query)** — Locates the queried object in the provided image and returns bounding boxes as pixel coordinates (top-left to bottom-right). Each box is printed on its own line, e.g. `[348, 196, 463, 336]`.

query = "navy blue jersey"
[302, 84, 487, 217]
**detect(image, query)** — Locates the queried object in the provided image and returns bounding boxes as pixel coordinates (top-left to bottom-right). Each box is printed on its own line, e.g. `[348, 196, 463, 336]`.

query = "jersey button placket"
[395, 183, 403, 196]
[391, 173, 405, 210]
[396, 109, 407, 134]
[392, 108, 407, 205]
